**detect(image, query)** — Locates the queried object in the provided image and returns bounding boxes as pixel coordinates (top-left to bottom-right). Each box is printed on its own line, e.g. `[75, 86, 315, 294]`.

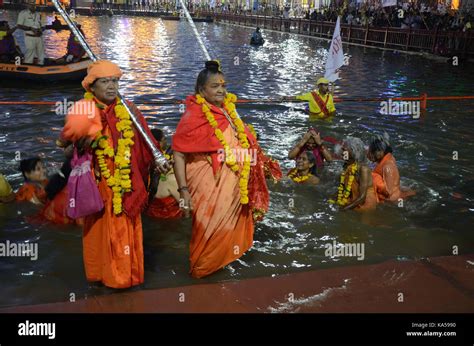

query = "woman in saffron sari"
[60, 60, 160, 288]
[368, 133, 416, 203]
[172, 61, 269, 279]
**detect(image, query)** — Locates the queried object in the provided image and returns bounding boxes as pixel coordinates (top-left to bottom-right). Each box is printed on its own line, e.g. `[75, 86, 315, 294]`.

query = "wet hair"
[369, 132, 392, 155]
[45, 160, 72, 200]
[300, 150, 318, 176]
[342, 137, 366, 163]
[19, 158, 42, 181]
[194, 60, 224, 94]
[151, 128, 165, 142]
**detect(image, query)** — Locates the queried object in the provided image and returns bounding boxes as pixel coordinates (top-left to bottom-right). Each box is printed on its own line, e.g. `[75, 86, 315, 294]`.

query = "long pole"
[178, 0, 247, 121]
[51, 0, 168, 169]
[178, 0, 211, 60]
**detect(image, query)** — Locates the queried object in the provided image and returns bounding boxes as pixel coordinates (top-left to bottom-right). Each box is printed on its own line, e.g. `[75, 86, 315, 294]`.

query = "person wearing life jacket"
[282, 77, 336, 120]
[0, 21, 22, 63]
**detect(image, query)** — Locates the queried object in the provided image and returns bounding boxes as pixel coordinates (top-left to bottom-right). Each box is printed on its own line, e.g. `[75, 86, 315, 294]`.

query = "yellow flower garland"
[195, 93, 251, 204]
[288, 168, 313, 183]
[85, 92, 134, 215]
[329, 163, 358, 206]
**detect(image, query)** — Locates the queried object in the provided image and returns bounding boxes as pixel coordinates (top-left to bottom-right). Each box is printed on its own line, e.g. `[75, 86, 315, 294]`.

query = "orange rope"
[0, 95, 473, 107]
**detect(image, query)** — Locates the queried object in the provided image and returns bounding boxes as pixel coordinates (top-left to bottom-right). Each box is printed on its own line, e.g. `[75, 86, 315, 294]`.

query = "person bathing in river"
[288, 128, 332, 176]
[16, 157, 48, 205]
[250, 27, 264, 44]
[368, 133, 416, 204]
[146, 129, 183, 219]
[172, 60, 270, 278]
[287, 151, 320, 185]
[281, 77, 336, 120]
[330, 137, 377, 211]
[42, 158, 82, 225]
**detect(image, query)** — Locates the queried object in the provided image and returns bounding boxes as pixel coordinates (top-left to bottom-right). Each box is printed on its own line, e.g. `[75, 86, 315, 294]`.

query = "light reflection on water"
[0, 12, 473, 307]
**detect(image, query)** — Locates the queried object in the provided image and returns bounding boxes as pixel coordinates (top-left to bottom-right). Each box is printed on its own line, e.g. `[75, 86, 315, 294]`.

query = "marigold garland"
[288, 168, 313, 183]
[195, 93, 251, 204]
[329, 162, 358, 206]
[85, 91, 134, 215]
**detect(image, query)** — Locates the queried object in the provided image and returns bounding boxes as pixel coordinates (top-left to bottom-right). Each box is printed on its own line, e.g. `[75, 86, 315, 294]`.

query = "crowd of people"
[0, 58, 416, 288]
[217, 1, 473, 32]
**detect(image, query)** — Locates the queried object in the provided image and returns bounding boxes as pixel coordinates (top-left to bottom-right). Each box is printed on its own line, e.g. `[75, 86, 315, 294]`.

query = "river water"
[0, 11, 473, 308]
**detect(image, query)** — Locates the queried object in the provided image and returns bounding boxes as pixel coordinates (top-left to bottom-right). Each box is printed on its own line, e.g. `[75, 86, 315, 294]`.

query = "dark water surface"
[0, 11, 473, 308]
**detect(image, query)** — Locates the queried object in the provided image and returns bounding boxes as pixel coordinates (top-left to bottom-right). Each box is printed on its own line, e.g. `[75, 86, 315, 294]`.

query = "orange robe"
[16, 181, 48, 204]
[62, 98, 157, 289]
[173, 95, 269, 279]
[372, 153, 416, 203]
[146, 196, 183, 219]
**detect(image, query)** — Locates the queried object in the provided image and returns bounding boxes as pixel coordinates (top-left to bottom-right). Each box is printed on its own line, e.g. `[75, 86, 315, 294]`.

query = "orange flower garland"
[195, 93, 251, 204]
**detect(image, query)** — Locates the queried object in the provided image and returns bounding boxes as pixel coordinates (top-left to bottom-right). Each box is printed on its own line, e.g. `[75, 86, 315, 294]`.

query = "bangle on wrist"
[178, 186, 189, 193]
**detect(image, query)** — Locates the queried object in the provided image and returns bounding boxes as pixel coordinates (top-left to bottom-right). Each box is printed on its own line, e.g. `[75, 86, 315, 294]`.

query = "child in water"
[16, 158, 48, 205]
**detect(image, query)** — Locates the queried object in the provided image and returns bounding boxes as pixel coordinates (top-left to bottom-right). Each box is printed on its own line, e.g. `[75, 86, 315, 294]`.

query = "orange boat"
[0, 58, 92, 82]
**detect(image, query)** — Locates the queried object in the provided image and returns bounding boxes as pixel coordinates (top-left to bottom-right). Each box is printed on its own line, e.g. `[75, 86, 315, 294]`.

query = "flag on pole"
[324, 16, 345, 83]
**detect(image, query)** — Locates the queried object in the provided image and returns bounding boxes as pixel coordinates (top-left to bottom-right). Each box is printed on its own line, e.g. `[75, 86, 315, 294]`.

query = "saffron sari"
[172, 95, 269, 278]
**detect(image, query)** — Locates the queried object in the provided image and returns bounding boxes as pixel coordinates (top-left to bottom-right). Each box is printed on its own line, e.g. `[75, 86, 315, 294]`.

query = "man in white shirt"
[16, 0, 45, 65]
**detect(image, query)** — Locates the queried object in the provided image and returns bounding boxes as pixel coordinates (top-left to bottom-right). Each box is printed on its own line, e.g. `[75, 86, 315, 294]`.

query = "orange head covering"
[61, 60, 123, 142]
[81, 60, 123, 91]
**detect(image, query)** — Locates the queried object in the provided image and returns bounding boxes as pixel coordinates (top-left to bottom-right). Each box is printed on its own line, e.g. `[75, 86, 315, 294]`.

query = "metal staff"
[178, 0, 247, 121]
[178, 0, 211, 61]
[51, 0, 169, 170]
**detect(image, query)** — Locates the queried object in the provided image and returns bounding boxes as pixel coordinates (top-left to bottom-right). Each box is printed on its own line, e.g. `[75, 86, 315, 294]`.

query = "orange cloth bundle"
[61, 100, 102, 141]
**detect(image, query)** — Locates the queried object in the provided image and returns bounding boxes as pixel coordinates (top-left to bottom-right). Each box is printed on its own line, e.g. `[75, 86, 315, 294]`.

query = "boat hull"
[0, 59, 92, 82]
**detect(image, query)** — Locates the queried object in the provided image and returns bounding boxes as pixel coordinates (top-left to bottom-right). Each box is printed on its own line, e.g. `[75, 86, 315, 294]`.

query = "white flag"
[382, 0, 397, 7]
[324, 16, 345, 82]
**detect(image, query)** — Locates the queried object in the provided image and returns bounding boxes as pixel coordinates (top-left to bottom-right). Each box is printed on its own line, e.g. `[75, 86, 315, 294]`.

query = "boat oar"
[51, 0, 169, 171]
